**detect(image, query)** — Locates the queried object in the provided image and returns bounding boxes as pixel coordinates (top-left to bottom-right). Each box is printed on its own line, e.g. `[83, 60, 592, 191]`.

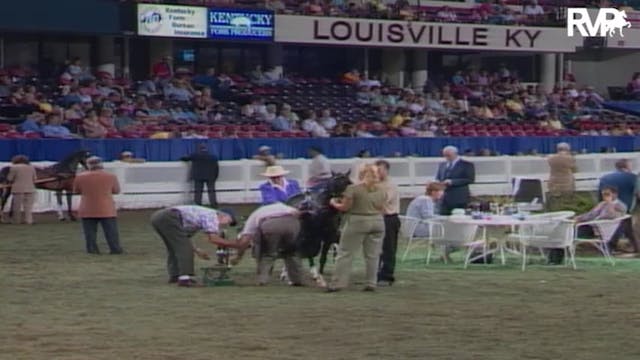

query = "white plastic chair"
[574, 215, 629, 266]
[399, 215, 443, 262]
[428, 219, 482, 268]
[507, 211, 576, 255]
[518, 219, 576, 271]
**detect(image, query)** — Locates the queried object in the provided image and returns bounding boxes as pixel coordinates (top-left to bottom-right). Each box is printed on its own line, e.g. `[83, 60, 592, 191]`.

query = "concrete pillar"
[557, 52, 564, 88]
[540, 53, 556, 93]
[149, 38, 173, 75]
[363, 48, 369, 78]
[411, 50, 428, 93]
[122, 37, 131, 79]
[382, 49, 406, 88]
[0, 37, 4, 69]
[97, 36, 116, 77]
[266, 44, 284, 77]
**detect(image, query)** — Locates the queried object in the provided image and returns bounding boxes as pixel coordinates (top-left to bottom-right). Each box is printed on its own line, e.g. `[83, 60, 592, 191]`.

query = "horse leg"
[319, 240, 332, 275]
[55, 191, 65, 221]
[308, 257, 319, 280]
[0, 191, 10, 223]
[66, 191, 76, 221]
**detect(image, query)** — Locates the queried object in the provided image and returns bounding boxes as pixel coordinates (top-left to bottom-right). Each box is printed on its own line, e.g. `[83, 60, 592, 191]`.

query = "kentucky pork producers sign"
[208, 9, 274, 41]
[138, 4, 207, 38]
[275, 15, 580, 52]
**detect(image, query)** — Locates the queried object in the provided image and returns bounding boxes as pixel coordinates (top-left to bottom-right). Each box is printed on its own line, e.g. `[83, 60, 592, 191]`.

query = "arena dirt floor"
[1, 208, 640, 360]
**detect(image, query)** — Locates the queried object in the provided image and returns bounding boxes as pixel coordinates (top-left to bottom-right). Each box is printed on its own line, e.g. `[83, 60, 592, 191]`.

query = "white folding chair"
[399, 215, 441, 262]
[428, 219, 482, 268]
[518, 220, 576, 271]
[574, 215, 630, 266]
[507, 211, 576, 256]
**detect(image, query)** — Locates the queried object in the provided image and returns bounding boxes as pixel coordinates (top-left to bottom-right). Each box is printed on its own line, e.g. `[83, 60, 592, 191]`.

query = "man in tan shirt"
[7, 155, 37, 224]
[547, 142, 576, 210]
[375, 160, 400, 285]
[73, 156, 123, 254]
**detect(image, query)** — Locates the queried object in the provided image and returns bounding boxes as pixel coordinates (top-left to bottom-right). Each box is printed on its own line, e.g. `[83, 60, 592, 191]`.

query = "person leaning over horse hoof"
[326, 164, 385, 293]
[232, 202, 308, 286]
[151, 205, 245, 287]
[73, 157, 124, 255]
[6, 155, 37, 225]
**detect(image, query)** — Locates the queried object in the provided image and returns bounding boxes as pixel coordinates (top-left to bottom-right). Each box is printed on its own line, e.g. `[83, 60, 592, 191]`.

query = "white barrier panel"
[1, 152, 638, 212]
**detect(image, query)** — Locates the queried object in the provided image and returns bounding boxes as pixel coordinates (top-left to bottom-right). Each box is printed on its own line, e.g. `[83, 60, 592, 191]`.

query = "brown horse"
[1, 150, 90, 221]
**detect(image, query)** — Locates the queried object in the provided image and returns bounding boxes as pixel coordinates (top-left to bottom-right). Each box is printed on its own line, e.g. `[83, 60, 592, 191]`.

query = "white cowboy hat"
[261, 165, 289, 177]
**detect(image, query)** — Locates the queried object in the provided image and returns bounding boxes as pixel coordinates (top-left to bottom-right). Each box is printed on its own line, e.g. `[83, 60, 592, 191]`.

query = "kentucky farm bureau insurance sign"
[275, 15, 580, 52]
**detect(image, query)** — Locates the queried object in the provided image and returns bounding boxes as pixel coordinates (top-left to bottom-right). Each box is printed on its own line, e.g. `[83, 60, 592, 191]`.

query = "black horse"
[0, 150, 90, 221]
[286, 171, 351, 277]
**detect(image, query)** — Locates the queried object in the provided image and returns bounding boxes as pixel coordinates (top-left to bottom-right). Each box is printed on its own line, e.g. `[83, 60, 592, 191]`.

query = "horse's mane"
[0, 166, 9, 182]
[51, 150, 88, 172]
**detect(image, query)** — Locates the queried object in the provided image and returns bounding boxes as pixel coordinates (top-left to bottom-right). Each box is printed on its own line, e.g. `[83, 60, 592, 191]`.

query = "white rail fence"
[2, 153, 637, 213]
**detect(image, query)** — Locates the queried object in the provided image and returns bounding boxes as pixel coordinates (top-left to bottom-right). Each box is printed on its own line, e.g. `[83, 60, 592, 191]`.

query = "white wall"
[2, 152, 636, 214]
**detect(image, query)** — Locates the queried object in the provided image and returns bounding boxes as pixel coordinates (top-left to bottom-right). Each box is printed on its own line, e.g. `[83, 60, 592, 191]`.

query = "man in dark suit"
[181, 144, 219, 207]
[435, 146, 475, 215]
[598, 159, 639, 254]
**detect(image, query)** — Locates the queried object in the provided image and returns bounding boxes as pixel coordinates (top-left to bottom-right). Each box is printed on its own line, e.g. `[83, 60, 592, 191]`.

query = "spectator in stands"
[307, 146, 332, 188]
[359, 74, 381, 88]
[259, 165, 302, 205]
[19, 111, 45, 133]
[82, 110, 107, 139]
[7, 155, 37, 225]
[355, 123, 376, 138]
[41, 113, 75, 139]
[152, 55, 173, 81]
[435, 145, 475, 215]
[73, 156, 124, 255]
[266, 0, 286, 13]
[406, 182, 446, 237]
[342, 69, 361, 84]
[546, 142, 576, 210]
[523, 0, 545, 20]
[67, 57, 91, 81]
[114, 108, 138, 131]
[627, 72, 640, 98]
[192, 68, 220, 91]
[599, 159, 639, 255]
[318, 109, 337, 131]
[272, 104, 298, 131]
[165, 79, 194, 103]
[0, 74, 11, 98]
[181, 144, 219, 208]
[301, 110, 330, 137]
[254, 145, 277, 167]
[437, 6, 457, 22]
[64, 101, 84, 124]
[98, 108, 116, 131]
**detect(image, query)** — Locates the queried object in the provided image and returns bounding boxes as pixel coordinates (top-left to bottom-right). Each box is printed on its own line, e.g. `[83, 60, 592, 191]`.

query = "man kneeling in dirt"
[232, 202, 307, 286]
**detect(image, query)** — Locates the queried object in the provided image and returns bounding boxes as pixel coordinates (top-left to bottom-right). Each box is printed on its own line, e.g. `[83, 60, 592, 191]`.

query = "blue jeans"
[82, 217, 122, 254]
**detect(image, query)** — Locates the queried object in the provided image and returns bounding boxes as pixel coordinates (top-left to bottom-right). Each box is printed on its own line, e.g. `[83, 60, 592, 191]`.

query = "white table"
[448, 215, 555, 265]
